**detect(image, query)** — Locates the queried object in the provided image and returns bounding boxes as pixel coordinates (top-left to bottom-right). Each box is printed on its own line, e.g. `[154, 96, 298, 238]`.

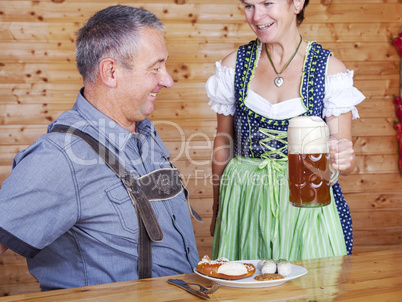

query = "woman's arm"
[208, 51, 237, 236]
[325, 55, 357, 176]
[210, 113, 234, 236]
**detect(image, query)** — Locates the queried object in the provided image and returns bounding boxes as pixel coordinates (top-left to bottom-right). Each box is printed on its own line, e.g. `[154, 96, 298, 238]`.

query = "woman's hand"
[326, 111, 355, 176]
[329, 138, 355, 175]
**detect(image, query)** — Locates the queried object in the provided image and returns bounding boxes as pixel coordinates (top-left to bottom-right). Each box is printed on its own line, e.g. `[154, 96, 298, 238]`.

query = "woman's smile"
[256, 22, 274, 30]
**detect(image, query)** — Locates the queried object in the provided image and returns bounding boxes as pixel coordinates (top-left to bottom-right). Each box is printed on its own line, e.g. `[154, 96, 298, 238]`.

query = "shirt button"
[252, 139, 259, 144]
[252, 126, 259, 131]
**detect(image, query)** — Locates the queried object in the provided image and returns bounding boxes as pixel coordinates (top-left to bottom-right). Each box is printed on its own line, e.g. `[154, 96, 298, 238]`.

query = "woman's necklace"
[264, 35, 303, 87]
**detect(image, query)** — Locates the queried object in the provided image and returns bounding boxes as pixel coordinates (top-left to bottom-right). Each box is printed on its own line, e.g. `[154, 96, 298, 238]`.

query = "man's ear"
[99, 58, 117, 88]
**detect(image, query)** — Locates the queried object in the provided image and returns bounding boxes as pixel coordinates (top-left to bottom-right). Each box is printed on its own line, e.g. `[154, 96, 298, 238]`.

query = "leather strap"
[50, 124, 160, 279]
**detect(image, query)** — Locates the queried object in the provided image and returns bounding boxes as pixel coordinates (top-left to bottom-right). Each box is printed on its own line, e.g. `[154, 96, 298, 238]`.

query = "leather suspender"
[50, 124, 162, 279]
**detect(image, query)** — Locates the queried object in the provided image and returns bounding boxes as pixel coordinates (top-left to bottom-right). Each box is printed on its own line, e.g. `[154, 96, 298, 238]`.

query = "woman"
[207, 0, 365, 261]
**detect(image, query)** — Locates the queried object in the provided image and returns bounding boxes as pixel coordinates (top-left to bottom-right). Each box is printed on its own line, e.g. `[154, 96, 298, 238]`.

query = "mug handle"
[329, 167, 340, 186]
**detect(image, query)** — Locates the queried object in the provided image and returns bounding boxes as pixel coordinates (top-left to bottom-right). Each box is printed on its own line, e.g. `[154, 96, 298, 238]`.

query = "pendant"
[274, 76, 284, 87]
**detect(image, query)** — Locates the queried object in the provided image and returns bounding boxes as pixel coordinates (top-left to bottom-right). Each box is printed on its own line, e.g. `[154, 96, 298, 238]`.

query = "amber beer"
[287, 116, 339, 208]
[288, 153, 331, 206]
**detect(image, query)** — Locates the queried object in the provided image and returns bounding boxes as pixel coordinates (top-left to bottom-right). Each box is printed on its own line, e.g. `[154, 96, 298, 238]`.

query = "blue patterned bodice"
[233, 39, 332, 159]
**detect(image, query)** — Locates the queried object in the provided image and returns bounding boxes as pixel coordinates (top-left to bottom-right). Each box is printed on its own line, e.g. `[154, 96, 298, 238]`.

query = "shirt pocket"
[105, 182, 161, 236]
[106, 182, 139, 235]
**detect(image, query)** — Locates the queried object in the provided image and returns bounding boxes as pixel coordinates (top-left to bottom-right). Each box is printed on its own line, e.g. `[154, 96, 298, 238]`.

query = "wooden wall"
[0, 0, 401, 297]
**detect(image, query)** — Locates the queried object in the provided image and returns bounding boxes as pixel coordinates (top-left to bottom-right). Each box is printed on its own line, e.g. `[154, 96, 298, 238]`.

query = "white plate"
[194, 260, 307, 288]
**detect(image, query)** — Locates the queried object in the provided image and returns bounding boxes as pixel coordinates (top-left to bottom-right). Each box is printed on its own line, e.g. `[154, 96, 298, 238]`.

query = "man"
[0, 5, 200, 290]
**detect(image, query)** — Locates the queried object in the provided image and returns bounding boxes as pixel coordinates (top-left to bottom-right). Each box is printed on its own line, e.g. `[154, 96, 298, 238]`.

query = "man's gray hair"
[75, 5, 165, 83]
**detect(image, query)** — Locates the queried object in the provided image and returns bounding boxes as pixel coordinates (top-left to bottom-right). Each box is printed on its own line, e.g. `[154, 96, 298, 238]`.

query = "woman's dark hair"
[297, 0, 309, 26]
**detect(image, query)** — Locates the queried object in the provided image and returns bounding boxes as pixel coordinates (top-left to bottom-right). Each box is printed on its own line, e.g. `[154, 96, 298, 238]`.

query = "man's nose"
[159, 69, 173, 88]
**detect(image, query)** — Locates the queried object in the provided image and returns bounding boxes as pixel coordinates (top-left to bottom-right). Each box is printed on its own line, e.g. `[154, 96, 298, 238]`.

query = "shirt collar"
[72, 88, 156, 152]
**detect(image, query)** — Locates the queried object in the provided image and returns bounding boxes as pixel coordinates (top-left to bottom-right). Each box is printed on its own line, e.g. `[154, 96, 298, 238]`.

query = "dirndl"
[212, 156, 347, 261]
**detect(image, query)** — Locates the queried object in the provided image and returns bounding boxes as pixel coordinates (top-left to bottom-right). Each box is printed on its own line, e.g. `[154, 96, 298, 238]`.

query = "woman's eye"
[242, 3, 253, 10]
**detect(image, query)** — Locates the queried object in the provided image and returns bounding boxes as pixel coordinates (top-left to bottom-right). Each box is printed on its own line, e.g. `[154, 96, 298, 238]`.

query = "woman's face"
[241, 0, 299, 43]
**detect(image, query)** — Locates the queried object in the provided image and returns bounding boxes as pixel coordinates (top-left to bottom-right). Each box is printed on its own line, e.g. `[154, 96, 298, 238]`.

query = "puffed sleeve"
[323, 70, 365, 119]
[206, 61, 236, 116]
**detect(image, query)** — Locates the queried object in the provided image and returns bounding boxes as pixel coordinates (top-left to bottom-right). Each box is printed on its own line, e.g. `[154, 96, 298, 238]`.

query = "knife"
[167, 278, 210, 300]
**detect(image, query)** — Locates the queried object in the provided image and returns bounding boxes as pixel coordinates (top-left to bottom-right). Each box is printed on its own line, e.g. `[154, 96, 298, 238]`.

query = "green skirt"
[212, 156, 347, 261]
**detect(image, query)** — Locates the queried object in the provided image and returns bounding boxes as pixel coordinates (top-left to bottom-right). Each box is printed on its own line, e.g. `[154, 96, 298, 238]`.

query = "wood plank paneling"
[0, 2, 400, 23]
[353, 228, 402, 246]
[0, 250, 39, 296]
[1, 21, 401, 45]
[0, 42, 399, 64]
[0, 0, 401, 297]
[339, 174, 402, 194]
[0, 61, 398, 88]
[345, 192, 402, 210]
[353, 136, 398, 155]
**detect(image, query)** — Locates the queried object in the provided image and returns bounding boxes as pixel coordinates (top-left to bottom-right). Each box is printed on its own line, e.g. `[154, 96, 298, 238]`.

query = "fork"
[192, 282, 220, 294]
[204, 284, 220, 294]
[174, 279, 220, 294]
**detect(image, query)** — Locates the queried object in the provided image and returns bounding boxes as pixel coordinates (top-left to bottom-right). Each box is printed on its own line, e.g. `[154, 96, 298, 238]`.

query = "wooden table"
[1, 249, 401, 301]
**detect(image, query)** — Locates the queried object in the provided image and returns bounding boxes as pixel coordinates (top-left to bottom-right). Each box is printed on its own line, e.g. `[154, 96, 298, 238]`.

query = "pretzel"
[196, 256, 256, 280]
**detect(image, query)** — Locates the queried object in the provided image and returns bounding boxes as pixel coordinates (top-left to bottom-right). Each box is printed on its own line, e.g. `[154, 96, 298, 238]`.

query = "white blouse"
[206, 50, 365, 120]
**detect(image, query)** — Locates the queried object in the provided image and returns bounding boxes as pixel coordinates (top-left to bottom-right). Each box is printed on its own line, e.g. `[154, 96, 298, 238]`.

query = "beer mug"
[287, 116, 339, 208]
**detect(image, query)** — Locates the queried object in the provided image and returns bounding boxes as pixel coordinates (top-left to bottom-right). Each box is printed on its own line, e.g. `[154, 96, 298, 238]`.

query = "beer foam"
[287, 116, 329, 154]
